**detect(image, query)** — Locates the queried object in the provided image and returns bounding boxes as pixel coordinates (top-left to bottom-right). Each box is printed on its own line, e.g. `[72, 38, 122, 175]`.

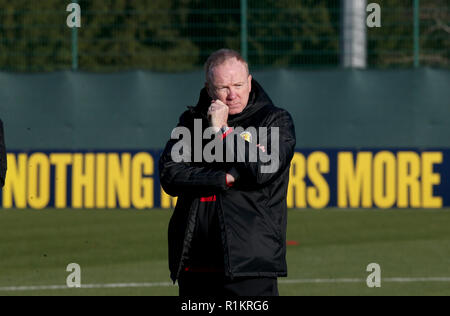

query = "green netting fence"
[0, 0, 448, 72]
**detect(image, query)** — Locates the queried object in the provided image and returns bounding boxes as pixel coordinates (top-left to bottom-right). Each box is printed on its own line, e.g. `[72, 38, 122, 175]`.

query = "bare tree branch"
[434, 18, 450, 34]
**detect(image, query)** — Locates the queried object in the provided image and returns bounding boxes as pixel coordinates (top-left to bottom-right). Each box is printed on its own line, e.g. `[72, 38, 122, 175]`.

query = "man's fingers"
[210, 99, 227, 109]
[208, 100, 229, 129]
[214, 99, 227, 107]
[208, 105, 216, 113]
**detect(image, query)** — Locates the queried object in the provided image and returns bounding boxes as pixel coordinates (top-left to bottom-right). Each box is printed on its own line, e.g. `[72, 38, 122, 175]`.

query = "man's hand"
[208, 100, 229, 130]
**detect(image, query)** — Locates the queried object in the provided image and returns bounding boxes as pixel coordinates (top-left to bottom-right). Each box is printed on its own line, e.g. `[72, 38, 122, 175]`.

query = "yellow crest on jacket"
[240, 131, 252, 143]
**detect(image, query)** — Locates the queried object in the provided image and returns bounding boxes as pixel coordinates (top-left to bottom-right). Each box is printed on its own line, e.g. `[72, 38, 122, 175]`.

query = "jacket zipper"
[175, 198, 199, 280]
[217, 194, 233, 279]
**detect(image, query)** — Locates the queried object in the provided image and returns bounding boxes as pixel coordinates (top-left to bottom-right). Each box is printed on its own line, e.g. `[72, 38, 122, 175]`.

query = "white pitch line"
[1, 277, 450, 292]
[280, 278, 362, 284]
[0, 282, 174, 292]
[279, 277, 450, 284]
[382, 277, 450, 283]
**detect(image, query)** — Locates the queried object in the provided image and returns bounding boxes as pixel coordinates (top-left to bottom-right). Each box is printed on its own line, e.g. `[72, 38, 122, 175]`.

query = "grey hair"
[204, 49, 249, 85]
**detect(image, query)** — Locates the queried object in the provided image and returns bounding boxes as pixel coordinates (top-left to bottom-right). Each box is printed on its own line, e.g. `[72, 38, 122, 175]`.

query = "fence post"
[240, 0, 248, 62]
[72, 27, 78, 70]
[413, 0, 420, 68]
[71, 1, 79, 71]
[340, 0, 367, 68]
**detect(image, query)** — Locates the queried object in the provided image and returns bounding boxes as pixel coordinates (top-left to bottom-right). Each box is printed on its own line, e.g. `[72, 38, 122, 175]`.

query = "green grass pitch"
[0, 208, 449, 296]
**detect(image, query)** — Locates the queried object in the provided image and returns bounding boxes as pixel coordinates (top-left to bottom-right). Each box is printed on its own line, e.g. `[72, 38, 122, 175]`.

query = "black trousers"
[178, 272, 279, 296]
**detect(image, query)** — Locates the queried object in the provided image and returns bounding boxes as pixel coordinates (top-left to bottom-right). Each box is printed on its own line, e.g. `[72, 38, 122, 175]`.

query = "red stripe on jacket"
[200, 195, 216, 202]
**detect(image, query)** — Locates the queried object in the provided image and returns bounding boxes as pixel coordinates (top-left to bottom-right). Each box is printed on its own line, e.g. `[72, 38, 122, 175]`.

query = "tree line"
[0, 0, 447, 71]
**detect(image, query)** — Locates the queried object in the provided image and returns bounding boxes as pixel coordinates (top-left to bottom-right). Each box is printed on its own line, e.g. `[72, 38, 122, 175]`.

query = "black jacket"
[159, 79, 296, 282]
[0, 119, 6, 188]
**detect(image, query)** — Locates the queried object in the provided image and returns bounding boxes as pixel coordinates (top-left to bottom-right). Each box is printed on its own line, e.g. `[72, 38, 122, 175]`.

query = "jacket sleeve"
[0, 120, 6, 188]
[159, 112, 230, 197]
[224, 109, 296, 187]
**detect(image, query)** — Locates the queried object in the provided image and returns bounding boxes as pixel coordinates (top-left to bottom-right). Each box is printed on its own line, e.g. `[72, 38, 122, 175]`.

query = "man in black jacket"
[159, 49, 296, 296]
[0, 119, 6, 189]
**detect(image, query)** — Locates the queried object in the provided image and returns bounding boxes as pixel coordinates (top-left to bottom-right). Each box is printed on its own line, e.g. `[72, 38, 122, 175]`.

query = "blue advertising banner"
[1, 149, 448, 209]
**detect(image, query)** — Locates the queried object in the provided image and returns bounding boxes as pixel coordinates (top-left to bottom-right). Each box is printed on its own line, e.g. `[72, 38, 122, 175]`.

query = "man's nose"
[227, 88, 237, 100]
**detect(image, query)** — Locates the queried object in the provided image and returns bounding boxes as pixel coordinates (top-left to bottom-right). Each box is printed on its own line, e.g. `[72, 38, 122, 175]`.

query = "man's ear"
[248, 74, 252, 92]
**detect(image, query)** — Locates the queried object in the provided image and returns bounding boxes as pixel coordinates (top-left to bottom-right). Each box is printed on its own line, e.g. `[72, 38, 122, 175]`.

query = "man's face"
[207, 58, 252, 115]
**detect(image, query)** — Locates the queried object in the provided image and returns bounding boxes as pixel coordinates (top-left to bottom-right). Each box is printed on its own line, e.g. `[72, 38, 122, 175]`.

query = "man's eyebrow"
[215, 82, 245, 88]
